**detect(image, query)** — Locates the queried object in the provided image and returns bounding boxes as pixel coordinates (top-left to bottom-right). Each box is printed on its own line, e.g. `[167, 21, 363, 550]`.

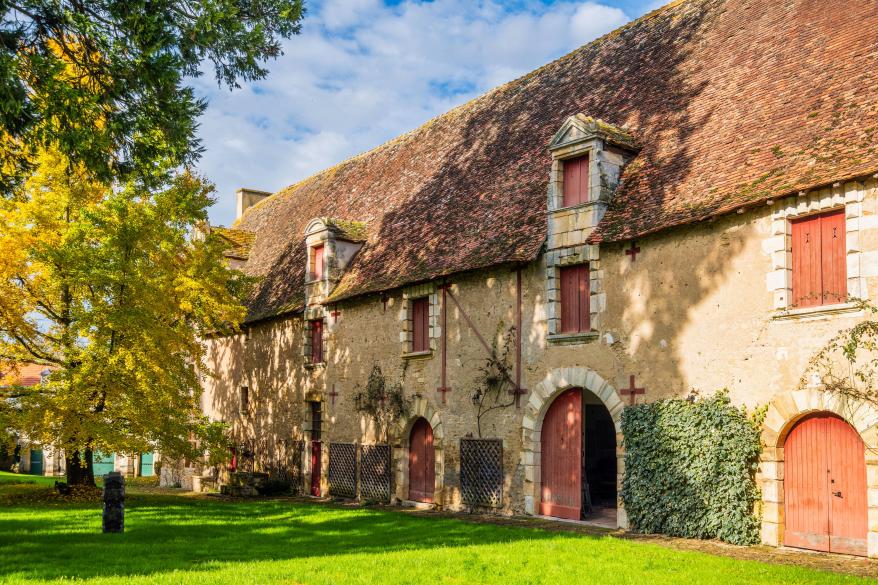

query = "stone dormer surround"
[303, 218, 367, 362]
[545, 115, 638, 343]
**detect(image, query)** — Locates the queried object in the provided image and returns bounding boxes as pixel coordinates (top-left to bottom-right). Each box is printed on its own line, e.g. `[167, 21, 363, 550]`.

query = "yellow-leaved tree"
[0, 147, 249, 484]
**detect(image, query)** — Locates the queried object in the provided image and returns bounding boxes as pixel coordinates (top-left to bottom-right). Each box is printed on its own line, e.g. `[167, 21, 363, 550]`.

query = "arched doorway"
[784, 412, 867, 555]
[408, 417, 435, 503]
[540, 387, 617, 521]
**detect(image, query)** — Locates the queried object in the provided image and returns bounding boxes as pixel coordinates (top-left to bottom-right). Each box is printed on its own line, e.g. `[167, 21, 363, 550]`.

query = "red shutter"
[562, 155, 589, 207]
[578, 265, 590, 332]
[310, 319, 323, 363]
[560, 264, 590, 333]
[312, 245, 324, 280]
[820, 209, 846, 305]
[791, 209, 846, 308]
[412, 297, 429, 352]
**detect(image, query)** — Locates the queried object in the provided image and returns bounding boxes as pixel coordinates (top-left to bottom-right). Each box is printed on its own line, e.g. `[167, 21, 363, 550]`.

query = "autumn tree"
[1, 0, 304, 192]
[0, 147, 249, 484]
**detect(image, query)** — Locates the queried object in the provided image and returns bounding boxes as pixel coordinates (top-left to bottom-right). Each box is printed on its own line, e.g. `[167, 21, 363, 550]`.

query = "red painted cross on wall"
[330, 308, 341, 323]
[621, 375, 645, 405]
[508, 386, 527, 408]
[625, 241, 641, 262]
[328, 384, 340, 405]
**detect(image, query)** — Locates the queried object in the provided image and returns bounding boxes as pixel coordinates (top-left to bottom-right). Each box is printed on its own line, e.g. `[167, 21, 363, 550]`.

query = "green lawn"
[0, 471, 871, 584]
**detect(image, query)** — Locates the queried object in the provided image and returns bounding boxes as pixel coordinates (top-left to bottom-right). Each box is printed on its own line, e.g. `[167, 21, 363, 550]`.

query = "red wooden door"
[540, 388, 582, 519]
[310, 441, 322, 496]
[784, 413, 867, 555]
[408, 418, 435, 503]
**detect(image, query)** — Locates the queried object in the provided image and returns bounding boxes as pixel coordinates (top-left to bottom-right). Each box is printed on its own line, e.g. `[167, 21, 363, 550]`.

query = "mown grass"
[0, 471, 871, 584]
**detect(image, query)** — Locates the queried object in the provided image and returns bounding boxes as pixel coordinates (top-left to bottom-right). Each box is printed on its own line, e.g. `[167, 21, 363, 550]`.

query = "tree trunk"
[66, 449, 95, 486]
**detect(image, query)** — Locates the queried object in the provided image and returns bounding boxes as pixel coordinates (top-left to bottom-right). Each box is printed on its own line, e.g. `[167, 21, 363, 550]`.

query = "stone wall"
[202, 177, 878, 553]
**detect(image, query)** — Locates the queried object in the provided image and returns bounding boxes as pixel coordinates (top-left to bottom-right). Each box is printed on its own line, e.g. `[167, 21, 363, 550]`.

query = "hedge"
[620, 390, 762, 545]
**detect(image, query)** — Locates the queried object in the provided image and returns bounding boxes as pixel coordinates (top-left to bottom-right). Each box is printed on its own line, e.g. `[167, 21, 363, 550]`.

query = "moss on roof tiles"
[232, 0, 878, 322]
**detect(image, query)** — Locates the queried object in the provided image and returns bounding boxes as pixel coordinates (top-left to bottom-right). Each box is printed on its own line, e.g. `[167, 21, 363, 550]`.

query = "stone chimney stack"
[235, 188, 272, 220]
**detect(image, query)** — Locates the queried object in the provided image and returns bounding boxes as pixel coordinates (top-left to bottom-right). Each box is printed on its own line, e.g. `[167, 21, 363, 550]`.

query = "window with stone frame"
[309, 319, 324, 363]
[400, 284, 438, 356]
[790, 209, 846, 308]
[559, 264, 590, 333]
[310, 244, 325, 281]
[411, 297, 430, 353]
[239, 386, 249, 416]
[766, 183, 868, 316]
[562, 154, 589, 207]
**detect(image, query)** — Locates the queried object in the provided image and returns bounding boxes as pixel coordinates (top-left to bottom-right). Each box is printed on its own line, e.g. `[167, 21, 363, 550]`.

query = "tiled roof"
[235, 0, 878, 322]
[212, 227, 255, 261]
[1, 363, 50, 387]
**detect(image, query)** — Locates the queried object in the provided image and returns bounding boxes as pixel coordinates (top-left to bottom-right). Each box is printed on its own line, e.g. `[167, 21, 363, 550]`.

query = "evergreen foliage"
[620, 391, 763, 545]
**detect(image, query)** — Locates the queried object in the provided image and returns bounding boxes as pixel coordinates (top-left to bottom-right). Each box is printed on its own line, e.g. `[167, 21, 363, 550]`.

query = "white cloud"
[195, 0, 630, 225]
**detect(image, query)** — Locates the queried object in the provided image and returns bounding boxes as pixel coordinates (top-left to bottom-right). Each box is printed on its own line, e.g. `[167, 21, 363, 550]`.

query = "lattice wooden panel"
[360, 444, 392, 502]
[328, 442, 358, 498]
[460, 438, 503, 507]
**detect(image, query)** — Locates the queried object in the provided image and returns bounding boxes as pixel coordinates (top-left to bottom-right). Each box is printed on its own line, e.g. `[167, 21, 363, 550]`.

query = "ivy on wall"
[620, 390, 763, 545]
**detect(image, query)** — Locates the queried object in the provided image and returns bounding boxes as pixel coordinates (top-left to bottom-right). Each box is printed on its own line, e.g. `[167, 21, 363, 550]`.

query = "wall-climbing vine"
[354, 364, 410, 441]
[620, 390, 763, 545]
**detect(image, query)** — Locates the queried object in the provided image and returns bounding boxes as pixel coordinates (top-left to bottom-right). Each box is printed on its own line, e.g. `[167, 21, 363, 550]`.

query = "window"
[560, 264, 590, 333]
[411, 297, 430, 353]
[791, 209, 846, 308]
[240, 386, 249, 415]
[562, 155, 589, 207]
[310, 401, 322, 441]
[310, 319, 324, 363]
[311, 244, 325, 281]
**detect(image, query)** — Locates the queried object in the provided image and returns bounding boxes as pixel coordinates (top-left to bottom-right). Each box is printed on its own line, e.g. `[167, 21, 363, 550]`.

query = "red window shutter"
[560, 264, 590, 333]
[310, 320, 323, 363]
[412, 297, 429, 352]
[791, 209, 846, 308]
[312, 245, 324, 280]
[577, 264, 591, 332]
[562, 155, 589, 207]
[820, 209, 846, 305]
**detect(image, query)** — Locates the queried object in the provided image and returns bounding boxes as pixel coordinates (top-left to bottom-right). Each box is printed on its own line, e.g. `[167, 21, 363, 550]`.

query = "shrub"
[620, 390, 762, 545]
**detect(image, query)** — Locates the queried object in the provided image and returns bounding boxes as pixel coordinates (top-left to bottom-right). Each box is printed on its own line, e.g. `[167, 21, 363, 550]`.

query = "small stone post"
[102, 471, 125, 533]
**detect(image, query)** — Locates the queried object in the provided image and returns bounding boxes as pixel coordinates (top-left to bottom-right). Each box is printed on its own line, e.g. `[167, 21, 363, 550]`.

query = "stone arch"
[520, 367, 627, 528]
[391, 396, 445, 506]
[759, 388, 878, 557]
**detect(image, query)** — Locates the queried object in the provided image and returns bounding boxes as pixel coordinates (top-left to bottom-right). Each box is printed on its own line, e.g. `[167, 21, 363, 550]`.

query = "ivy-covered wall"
[620, 391, 762, 545]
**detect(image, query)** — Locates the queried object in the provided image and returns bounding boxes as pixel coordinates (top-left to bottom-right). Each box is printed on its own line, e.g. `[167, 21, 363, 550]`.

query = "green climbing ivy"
[620, 390, 763, 545]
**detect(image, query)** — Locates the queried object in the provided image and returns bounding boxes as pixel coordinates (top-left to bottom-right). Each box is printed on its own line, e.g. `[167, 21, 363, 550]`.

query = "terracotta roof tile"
[235, 0, 878, 321]
[1, 363, 51, 387]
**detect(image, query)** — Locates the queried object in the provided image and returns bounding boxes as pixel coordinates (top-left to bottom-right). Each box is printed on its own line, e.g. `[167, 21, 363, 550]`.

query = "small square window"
[411, 297, 430, 352]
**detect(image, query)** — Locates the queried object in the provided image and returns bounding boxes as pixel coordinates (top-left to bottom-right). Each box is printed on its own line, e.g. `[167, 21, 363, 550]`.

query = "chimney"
[236, 188, 272, 220]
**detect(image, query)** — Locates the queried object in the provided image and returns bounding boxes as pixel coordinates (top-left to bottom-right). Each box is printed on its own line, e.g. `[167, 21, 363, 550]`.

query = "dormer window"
[545, 115, 638, 344]
[310, 244, 325, 281]
[562, 155, 589, 207]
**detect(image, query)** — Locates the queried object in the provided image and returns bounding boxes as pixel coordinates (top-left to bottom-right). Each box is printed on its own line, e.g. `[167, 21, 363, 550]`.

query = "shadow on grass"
[0, 493, 582, 582]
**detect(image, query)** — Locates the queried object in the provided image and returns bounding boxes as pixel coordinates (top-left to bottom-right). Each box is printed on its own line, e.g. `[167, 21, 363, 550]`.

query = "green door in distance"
[93, 451, 115, 476]
[28, 449, 43, 475]
[139, 452, 154, 476]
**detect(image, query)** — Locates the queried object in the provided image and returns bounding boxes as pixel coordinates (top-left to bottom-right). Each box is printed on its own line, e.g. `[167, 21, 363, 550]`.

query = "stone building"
[198, 0, 878, 557]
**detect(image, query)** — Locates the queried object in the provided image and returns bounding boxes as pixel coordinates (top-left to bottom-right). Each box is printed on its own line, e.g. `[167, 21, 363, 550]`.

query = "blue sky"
[194, 0, 663, 226]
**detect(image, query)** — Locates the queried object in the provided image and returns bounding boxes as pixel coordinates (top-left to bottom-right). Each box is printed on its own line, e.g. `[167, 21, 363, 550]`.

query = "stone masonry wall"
[202, 178, 878, 553]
